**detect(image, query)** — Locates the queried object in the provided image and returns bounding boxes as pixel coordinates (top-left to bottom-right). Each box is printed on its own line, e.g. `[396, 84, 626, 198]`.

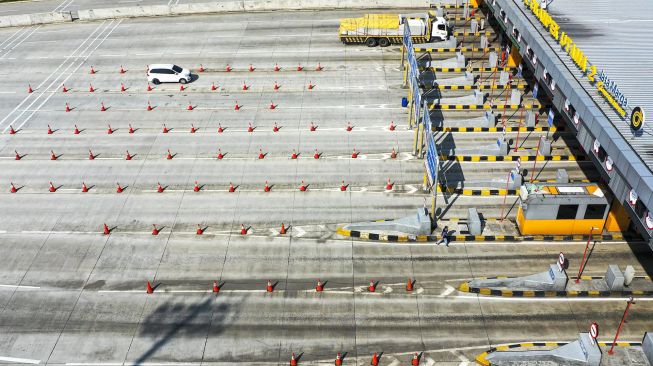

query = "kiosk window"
[557, 205, 578, 219]
[584, 204, 607, 219]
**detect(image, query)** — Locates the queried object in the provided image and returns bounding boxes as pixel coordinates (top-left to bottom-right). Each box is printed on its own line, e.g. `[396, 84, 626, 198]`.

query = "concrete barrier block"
[525, 109, 535, 127]
[509, 168, 522, 189]
[556, 169, 569, 184]
[474, 90, 484, 104]
[538, 136, 551, 156]
[484, 111, 496, 127]
[342, 208, 431, 236]
[467, 208, 482, 235]
[499, 71, 509, 85]
[604, 265, 625, 291]
[643, 332, 653, 366]
[488, 52, 497, 67]
[510, 89, 521, 105]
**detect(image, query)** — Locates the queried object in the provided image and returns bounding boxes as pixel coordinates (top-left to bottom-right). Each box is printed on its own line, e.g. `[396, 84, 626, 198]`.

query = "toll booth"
[517, 183, 611, 235]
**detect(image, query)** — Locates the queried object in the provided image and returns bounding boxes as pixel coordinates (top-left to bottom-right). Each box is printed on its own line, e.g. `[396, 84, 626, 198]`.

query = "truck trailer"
[339, 12, 449, 47]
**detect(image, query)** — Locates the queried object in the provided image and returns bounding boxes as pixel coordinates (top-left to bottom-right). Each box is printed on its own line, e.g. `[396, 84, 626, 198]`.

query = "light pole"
[575, 226, 598, 283]
[608, 296, 635, 355]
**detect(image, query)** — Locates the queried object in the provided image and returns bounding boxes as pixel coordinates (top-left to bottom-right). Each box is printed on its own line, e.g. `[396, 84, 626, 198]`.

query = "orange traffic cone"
[280, 223, 286, 234]
[147, 83, 152, 91]
[147, 101, 153, 111]
[65, 102, 71, 112]
[157, 182, 164, 193]
[389, 121, 396, 131]
[89, 84, 95, 92]
[90, 65, 96, 74]
[308, 81, 314, 90]
[107, 124, 113, 134]
[242, 82, 248, 91]
[351, 148, 358, 158]
[258, 149, 265, 159]
[196, 224, 204, 235]
[74, 124, 80, 134]
[274, 63, 280, 71]
[249, 64, 254, 72]
[14, 150, 21, 160]
[411, 353, 419, 365]
[62, 84, 69, 92]
[391, 148, 397, 159]
[180, 84, 185, 91]
[125, 150, 132, 160]
[146, 281, 154, 294]
[212, 280, 219, 293]
[240, 224, 247, 235]
[28, 84, 33, 93]
[103, 223, 110, 235]
[291, 149, 298, 159]
[266, 280, 273, 292]
[273, 122, 279, 132]
[274, 81, 279, 91]
[346, 122, 353, 131]
[371, 353, 379, 366]
[162, 124, 169, 133]
[9, 125, 16, 134]
[218, 123, 224, 133]
[340, 180, 347, 191]
[82, 182, 89, 193]
[47, 124, 53, 134]
[229, 182, 235, 192]
[316, 62, 323, 71]
[88, 149, 95, 160]
[264, 181, 271, 192]
[269, 101, 276, 109]
[406, 278, 414, 291]
[217, 148, 224, 160]
[187, 101, 193, 110]
[194, 181, 201, 192]
[116, 183, 124, 193]
[49, 181, 56, 192]
[226, 64, 232, 72]
[166, 149, 173, 160]
[10, 183, 18, 193]
[211, 82, 217, 91]
[290, 352, 297, 366]
[120, 65, 126, 74]
[297, 63, 303, 71]
[385, 178, 393, 190]
[314, 149, 320, 159]
[316, 279, 323, 292]
[50, 150, 57, 160]
[309, 122, 317, 131]
[299, 180, 307, 191]
[190, 124, 197, 133]
[248, 123, 254, 132]
[199, 64, 205, 72]
[151, 224, 159, 235]
[100, 102, 106, 111]
[368, 281, 376, 292]
[335, 353, 342, 366]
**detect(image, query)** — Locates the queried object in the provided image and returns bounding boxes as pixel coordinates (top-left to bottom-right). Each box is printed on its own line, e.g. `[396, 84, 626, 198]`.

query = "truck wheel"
[378, 38, 390, 47]
[366, 38, 378, 47]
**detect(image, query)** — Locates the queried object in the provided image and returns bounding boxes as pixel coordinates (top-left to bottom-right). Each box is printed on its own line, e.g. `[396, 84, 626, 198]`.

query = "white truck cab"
[431, 16, 449, 42]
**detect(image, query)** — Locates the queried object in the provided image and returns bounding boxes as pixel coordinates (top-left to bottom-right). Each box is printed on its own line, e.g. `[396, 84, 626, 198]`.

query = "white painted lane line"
[0, 356, 40, 364]
[0, 284, 40, 289]
[0, 26, 41, 59]
[0, 27, 26, 49]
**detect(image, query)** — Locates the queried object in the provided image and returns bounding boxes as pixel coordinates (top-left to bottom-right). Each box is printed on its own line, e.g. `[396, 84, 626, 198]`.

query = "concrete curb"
[335, 227, 630, 243]
[0, 0, 457, 29]
[458, 281, 653, 298]
[475, 341, 643, 366]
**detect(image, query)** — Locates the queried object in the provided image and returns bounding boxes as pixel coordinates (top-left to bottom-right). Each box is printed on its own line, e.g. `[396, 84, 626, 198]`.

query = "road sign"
[589, 322, 599, 342]
[558, 252, 565, 271]
[547, 108, 554, 127]
[425, 133, 438, 186]
[532, 84, 538, 99]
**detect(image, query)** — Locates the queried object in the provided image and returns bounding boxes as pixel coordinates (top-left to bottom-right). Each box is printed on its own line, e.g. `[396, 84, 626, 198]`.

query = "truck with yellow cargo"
[339, 12, 449, 47]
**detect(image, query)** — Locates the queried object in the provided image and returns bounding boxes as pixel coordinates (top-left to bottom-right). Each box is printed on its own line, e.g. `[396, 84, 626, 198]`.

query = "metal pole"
[499, 170, 512, 222]
[529, 136, 541, 182]
[608, 297, 635, 355]
[514, 97, 525, 152]
[575, 227, 597, 283]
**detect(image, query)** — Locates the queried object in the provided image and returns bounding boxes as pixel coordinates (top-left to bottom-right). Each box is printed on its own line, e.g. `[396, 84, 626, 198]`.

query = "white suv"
[147, 64, 192, 85]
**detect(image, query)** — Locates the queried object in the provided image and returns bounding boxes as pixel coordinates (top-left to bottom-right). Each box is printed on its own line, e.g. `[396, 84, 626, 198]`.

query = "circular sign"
[593, 140, 600, 154]
[629, 189, 638, 206]
[573, 113, 580, 125]
[589, 322, 599, 339]
[558, 252, 565, 266]
[646, 212, 653, 230]
[631, 106, 645, 131]
[605, 156, 613, 171]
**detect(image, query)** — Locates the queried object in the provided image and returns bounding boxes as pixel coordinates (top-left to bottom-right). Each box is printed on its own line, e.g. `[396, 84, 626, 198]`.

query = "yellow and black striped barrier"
[475, 341, 643, 365]
[458, 281, 653, 298]
[433, 126, 560, 133]
[436, 187, 518, 196]
[414, 46, 501, 53]
[439, 155, 584, 162]
[434, 84, 527, 90]
[437, 4, 479, 9]
[335, 227, 629, 243]
[428, 103, 542, 110]
[447, 16, 484, 21]
[422, 67, 514, 73]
